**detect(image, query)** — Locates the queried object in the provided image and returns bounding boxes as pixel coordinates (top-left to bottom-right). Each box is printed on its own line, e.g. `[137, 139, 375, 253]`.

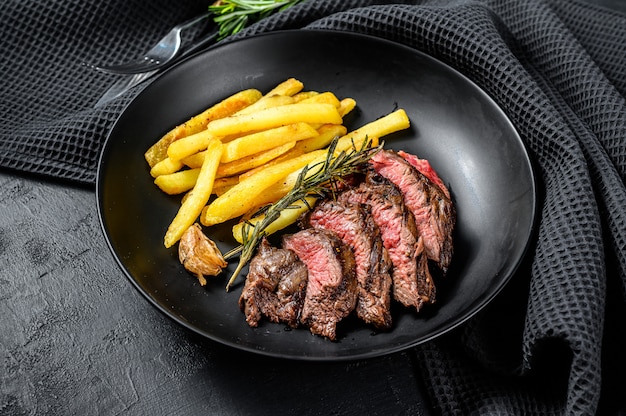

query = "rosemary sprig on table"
[209, 0, 305, 40]
[223, 137, 381, 291]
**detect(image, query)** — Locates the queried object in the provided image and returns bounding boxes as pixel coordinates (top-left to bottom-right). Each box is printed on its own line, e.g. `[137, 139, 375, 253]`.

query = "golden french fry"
[336, 109, 410, 152]
[154, 168, 200, 194]
[212, 176, 239, 196]
[145, 89, 262, 167]
[205, 103, 343, 137]
[220, 122, 318, 163]
[181, 150, 206, 169]
[150, 157, 185, 178]
[264, 78, 304, 97]
[297, 91, 341, 108]
[292, 91, 319, 102]
[250, 114, 406, 203]
[164, 139, 223, 248]
[183, 140, 296, 172]
[200, 150, 325, 226]
[238, 124, 347, 181]
[338, 98, 357, 117]
[217, 141, 295, 177]
[304, 124, 348, 151]
[167, 129, 215, 162]
[233, 94, 295, 116]
[232, 196, 318, 244]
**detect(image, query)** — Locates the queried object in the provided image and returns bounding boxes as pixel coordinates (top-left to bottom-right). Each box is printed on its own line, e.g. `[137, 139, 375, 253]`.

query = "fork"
[90, 12, 212, 75]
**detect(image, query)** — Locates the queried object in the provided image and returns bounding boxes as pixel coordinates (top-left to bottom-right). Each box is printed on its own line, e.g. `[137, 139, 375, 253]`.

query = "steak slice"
[369, 149, 455, 273]
[282, 228, 357, 340]
[304, 199, 393, 330]
[398, 150, 451, 199]
[239, 238, 308, 328]
[339, 178, 435, 311]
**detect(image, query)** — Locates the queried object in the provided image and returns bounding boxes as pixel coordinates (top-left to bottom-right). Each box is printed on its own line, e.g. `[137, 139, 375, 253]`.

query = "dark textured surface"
[2, 0, 626, 415]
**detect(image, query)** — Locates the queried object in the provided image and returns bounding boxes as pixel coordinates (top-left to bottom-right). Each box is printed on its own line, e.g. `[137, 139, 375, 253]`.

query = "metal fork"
[90, 12, 212, 75]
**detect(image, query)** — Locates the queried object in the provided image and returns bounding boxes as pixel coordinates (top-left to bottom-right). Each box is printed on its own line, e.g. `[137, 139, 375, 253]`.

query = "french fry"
[216, 141, 296, 177]
[233, 94, 295, 116]
[150, 157, 184, 178]
[338, 98, 357, 117]
[164, 138, 223, 248]
[205, 103, 343, 137]
[200, 150, 325, 226]
[212, 176, 239, 196]
[264, 78, 304, 97]
[292, 91, 319, 102]
[145, 89, 262, 167]
[232, 196, 318, 244]
[167, 129, 216, 162]
[154, 168, 200, 195]
[297, 91, 341, 108]
[246, 114, 403, 204]
[335, 109, 410, 152]
[238, 124, 347, 181]
[183, 140, 296, 172]
[220, 122, 318, 163]
[301, 124, 347, 153]
[181, 150, 206, 169]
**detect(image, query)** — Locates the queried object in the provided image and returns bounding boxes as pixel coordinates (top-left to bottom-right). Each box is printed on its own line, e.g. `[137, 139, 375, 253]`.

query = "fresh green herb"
[209, 0, 305, 40]
[223, 137, 381, 291]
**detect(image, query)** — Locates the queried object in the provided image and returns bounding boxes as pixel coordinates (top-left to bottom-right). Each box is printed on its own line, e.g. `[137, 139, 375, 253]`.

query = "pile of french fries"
[144, 78, 410, 251]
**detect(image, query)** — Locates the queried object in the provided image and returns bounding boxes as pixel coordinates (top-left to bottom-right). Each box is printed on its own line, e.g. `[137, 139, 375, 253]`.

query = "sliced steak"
[369, 149, 455, 273]
[339, 178, 435, 311]
[239, 238, 308, 328]
[398, 150, 451, 199]
[304, 200, 393, 330]
[282, 228, 357, 340]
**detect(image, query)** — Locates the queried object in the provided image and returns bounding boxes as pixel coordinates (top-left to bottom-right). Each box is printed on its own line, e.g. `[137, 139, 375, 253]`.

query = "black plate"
[97, 30, 536, 361]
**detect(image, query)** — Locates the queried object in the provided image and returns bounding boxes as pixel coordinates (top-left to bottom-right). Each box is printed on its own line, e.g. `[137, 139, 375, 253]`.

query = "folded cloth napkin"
[2, 0, 624, 414]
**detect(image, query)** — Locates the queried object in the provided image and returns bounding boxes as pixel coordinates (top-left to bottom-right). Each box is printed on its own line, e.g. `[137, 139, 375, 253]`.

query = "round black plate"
[97, 30, 536, 361]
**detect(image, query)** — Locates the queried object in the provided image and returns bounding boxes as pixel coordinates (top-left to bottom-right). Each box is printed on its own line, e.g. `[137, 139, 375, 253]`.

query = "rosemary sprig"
[224, 137, 381, 291]
[209, 0, 305, 40]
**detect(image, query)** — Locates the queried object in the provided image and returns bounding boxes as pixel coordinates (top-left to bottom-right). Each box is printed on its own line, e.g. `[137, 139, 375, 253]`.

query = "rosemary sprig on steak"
[224, 137, 381, 291]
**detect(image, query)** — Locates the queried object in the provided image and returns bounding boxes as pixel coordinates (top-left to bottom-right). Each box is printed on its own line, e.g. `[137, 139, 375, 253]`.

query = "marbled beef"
[304, 199, 393, 330]
[369, 149, 455, 273]
[282, 228, 357, 340]
[339, 177, 435, 312]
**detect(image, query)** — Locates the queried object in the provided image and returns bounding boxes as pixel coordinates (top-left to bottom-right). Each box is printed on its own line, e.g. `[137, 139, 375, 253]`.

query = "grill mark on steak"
[238, 238, 308, 328]
[339, 178, 435, 311]
[369, 149, 455, 273]
[282, 228, 357, 340]
[304, 200, 393, 330]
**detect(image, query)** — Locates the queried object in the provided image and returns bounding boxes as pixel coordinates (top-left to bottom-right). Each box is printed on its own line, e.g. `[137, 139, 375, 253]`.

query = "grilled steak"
[339, 177, 435, 311]
[304, 200, 393, 330]
[238, 238, 308, 328]
[369, 149, 455, 273]
[282, 228, 357, 340]
[398, 150, 450, 199]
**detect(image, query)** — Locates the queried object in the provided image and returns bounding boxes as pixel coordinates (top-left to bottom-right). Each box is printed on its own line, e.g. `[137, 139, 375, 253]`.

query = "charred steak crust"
[339, 177, 435, 312]
[304, 199, 393, 330]
[282, 228, 357, 341]
[238, 238, 308, 328]
[369, 149, 456, 273]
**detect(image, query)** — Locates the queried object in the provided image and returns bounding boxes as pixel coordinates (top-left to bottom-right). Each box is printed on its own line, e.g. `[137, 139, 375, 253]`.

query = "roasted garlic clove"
[179, 223, 227, 285]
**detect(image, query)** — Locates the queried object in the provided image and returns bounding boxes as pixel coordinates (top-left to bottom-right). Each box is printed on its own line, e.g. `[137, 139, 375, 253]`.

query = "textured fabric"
[2, 0, 625, 414]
